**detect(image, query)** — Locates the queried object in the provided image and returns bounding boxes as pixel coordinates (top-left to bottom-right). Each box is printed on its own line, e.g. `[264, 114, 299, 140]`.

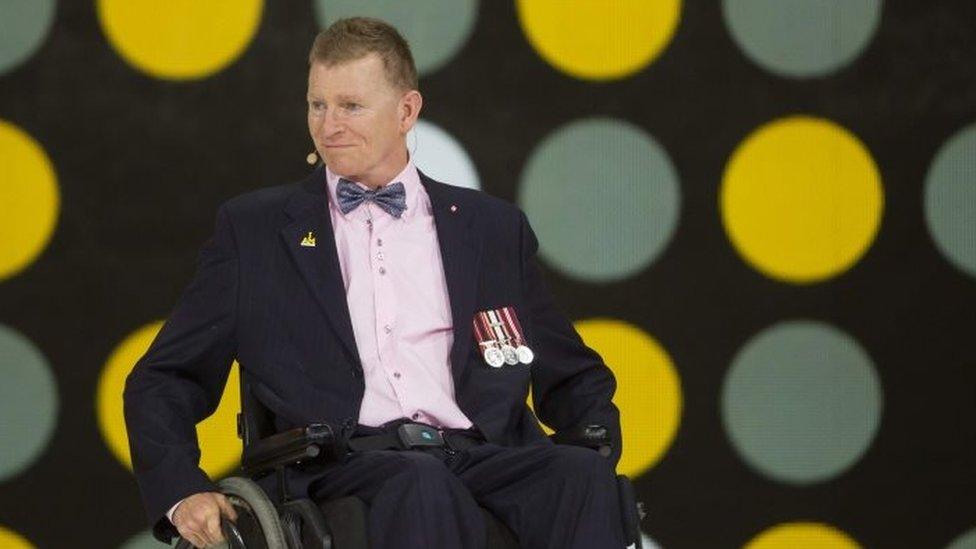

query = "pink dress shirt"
[324, 159, 473, 430]
[168, 159, 472, 523]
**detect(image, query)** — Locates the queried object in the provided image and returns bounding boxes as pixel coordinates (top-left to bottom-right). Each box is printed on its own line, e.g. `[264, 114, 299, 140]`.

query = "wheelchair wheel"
[174, 477, 288, 549]
[219, 476, 288, 548]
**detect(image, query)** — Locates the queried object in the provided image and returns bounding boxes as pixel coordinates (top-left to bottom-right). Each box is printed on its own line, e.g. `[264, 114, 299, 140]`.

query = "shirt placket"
[367, 204, 414, 417]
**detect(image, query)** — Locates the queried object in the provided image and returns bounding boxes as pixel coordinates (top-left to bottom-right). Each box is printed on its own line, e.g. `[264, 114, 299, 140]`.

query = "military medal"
[473, 307, 535, 367]
[501, 344, 519, 365]
[498, 306, 534, 365]
[474, 313, 505, 367]
[485, 309, 519, 366]
[483, 344, 505, 368]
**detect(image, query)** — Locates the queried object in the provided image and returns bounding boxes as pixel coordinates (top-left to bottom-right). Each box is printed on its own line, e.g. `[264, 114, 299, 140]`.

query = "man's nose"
[315, 109, 343, 139]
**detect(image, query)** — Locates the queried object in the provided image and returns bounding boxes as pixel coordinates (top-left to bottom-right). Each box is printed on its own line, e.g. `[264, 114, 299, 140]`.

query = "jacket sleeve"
[123, 203, 239, 543]
[518, 211, 623, 468]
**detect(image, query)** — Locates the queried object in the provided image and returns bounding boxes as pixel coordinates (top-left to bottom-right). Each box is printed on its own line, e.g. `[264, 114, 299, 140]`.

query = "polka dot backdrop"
[0, 119, 59, 282]
[519, 117, 681, 283]
[516, 0, 682, 81]
[721, 115, 883, 284]
[0, 2, 973, 547]
[0, 0, 56, 76]
[410, 119, 482, 191]
[743, 521, 862, 549]
[722, 0, 883, 79]
[96, 321, 242, 477]
[721, 320, 882, 484]
[0, 525, 35, 549]
[96, 0, 264, 80]
[313, 0, 479, 76]
[0, 324, 58, 482]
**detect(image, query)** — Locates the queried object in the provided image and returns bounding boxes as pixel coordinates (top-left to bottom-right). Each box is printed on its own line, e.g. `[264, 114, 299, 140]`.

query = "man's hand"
[172, 492, 238, 548]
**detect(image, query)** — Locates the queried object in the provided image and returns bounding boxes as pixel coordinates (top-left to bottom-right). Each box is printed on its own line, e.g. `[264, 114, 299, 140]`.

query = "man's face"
[307, 54, 420, 187]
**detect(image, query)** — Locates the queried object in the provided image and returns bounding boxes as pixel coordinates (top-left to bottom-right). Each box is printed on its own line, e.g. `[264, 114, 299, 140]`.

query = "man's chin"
[321, 157, 360, 179]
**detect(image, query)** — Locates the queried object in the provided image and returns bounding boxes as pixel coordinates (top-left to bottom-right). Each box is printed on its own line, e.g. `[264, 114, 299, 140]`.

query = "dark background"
[0, 1, 974, 547]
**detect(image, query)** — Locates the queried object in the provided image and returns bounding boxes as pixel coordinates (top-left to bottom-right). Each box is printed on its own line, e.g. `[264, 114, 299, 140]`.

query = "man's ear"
[399, 90, 423, 134]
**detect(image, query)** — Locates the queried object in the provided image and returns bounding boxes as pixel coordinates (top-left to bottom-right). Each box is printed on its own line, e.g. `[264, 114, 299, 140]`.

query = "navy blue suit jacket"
[123, 167, 621, 541]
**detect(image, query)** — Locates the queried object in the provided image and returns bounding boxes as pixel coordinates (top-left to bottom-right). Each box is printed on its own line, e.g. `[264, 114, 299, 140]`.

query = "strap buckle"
[396, 423, 445, 449]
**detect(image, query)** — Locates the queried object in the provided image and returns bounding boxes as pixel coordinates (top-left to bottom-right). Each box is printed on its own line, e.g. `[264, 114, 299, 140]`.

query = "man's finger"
[186, 532, 207, 549]
[196, 524, 216, 548]
[193, 514, 217, 547]
[216, 494, 238, 522]
[206, 514, 225, 546]
[177, 523, 206, 549]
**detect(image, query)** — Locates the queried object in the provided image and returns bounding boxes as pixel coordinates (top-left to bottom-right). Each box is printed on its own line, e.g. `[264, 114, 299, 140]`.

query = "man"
[124, 17, 624, 549]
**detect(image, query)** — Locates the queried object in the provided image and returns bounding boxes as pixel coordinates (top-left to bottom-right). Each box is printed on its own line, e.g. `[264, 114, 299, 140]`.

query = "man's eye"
[343, 103, 362, 111]
[309, 101, 325, 111]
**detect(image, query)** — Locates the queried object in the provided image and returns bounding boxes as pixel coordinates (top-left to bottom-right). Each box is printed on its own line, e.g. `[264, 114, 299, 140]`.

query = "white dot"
[409, 119, 481, 190]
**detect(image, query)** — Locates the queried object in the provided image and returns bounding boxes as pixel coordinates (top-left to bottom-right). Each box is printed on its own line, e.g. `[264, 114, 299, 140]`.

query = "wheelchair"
[174, 372, 645, 548]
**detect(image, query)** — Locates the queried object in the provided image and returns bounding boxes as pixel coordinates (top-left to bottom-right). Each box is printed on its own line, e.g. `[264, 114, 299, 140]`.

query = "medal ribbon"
[472, 312, 490, 346]
[473, 311, 503, 347]
[499, 306, 526, 347]
[485, 309, 513, 345]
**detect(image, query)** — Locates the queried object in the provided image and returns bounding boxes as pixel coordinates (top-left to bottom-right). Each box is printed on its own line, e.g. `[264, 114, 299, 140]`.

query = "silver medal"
[516, 345, 535, 365]
[483, 346, 505, 368]
[501, 344, 519, 365]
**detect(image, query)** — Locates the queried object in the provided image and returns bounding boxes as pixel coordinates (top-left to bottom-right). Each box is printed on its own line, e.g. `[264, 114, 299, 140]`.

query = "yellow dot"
[0, 526, 34, 549]
[526, 396, 555, 436]
[530, 319, 682, 477]
[0, 119, 59, 282]
[97, 321, 241, 476]
[516, 0, 682, 81]
[745, 522, 862, 549]
[721, 116, 883, 283]
[97, 0, 263, 80]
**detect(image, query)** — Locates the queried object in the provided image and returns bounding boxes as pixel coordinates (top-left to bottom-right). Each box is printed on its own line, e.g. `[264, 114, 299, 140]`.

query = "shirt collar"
[325, 157, 422, 220]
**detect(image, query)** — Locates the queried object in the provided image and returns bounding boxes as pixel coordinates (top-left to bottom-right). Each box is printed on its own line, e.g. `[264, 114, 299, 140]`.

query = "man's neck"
[357, 149, 410, 189]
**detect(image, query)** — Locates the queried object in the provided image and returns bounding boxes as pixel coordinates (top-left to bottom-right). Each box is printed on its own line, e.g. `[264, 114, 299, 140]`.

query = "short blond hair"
[308, 17, 418, 91]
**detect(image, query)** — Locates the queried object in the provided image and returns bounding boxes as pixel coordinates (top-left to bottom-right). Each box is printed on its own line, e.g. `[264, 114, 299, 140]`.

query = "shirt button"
[411, 412, 420, 420]
[377, 238, 383, 247]
[393, 372, 401, 379]
[377, 251, 384, 260]
[379, 267, 386, 275]
[384, 324, 392, 334]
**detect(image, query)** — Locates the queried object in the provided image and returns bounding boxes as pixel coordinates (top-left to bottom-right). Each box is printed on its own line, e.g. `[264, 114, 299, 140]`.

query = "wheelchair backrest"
[237, 369, 277, 450]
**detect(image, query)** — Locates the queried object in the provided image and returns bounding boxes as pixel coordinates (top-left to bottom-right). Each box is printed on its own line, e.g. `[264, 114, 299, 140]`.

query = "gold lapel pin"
[300, 231, 316, 247]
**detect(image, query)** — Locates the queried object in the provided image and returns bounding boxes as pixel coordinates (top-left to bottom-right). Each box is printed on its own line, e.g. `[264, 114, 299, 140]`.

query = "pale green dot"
[313, 0, 478, 76]
[0, 0, 56, 75]
[946, 528, 976, 549]
[119, 530, 169, 548]
[722, 320, 882, 484]
[723, 0, 882, 78]
[410, 119, 480, 190]
[518, 117, 680, 283]
[924, 122, 976, 279]
[0, 323, 59, 481]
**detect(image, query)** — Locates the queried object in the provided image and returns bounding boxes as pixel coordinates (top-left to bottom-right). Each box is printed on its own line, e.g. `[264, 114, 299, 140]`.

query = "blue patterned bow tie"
[336, 178, 407, 219]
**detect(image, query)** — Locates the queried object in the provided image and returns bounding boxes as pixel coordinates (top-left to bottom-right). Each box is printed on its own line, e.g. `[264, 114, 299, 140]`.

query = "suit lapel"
[280, 167, 361, 367]
[420, 172, 483, 381]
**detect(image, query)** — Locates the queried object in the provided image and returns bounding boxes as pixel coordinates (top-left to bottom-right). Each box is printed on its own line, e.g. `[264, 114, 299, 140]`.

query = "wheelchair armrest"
[241, 423, 337, 476]
[549, 424, 613, 457]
